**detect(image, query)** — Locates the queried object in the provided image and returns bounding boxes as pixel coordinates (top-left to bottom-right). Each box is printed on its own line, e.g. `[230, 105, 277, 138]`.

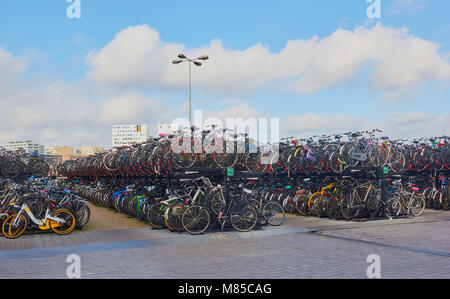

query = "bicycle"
[2, 198, 76, 239]
[388, 182, 426, 217]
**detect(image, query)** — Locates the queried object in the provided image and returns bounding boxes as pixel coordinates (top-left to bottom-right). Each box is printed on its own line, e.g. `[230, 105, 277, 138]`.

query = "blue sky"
[0, 0, 449, 147]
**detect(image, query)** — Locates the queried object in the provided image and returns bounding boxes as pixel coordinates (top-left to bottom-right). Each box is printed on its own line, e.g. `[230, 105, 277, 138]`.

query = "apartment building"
[157, 123, 179, 136]
[112, 124, 148, 148]
[4, 140, 46, 154]
[46, 146, 74, 156]
[78, 146, 106, 156]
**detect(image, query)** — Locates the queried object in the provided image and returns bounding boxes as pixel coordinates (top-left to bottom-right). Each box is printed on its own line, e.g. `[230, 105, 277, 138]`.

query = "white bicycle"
[2, 199, 76, 239]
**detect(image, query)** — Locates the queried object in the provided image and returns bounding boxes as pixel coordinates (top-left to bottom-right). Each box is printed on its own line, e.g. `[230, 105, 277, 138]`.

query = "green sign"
[383, 167, 389, 174]
[227, 168, 234, 177]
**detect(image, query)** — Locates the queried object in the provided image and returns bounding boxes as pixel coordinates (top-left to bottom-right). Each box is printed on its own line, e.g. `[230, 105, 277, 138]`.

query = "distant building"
[112, 124, 148, 148]
[78, 146, 106, 156]
[46, 146, 74, 156]
[43, 155, 63, 166]
[157, 123, 178, 136]
[4, 140, 45, 154]
[62, 154, 89, 162]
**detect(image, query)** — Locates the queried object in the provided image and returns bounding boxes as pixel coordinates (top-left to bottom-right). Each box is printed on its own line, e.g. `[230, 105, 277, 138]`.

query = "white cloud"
[390, 0, 426, 14]
[87, 24, 450, 99]
[281, 112, 450, 139]
[202, 104, 262, 120]
[281, 114, 364, 135]
[373, 112, 450, 138]
[99, 92, 165, 124]
[0, 47, 167, 148]
[0, 47, 27, 85]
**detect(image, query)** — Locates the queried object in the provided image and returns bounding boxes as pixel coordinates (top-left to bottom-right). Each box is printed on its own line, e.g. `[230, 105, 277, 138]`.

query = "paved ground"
[0, 204, 449, 279]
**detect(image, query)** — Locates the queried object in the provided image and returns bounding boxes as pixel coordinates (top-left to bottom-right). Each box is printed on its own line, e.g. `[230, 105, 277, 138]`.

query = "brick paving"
[0, 206, 449, 279]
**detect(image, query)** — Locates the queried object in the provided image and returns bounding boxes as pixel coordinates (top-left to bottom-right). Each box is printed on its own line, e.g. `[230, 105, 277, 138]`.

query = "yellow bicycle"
[307, 182, 338, 216]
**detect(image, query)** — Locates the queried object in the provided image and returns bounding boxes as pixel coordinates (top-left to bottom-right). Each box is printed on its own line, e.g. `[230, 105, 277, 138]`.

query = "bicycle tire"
[230, 204, 257, 232]
[263, 201, 285, 226]
[50, 209, 76, 235]
[182, 205, 210, 235]
[2, 214, 27, 239]
[410, 196, 425, 217]
[76, 205, 91, 229]
[164, 202, 185, 232]
[146, 202, 165, 229]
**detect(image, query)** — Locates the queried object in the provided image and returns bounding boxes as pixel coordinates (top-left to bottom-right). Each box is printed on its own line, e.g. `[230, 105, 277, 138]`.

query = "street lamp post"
[172, 54, 209, 125]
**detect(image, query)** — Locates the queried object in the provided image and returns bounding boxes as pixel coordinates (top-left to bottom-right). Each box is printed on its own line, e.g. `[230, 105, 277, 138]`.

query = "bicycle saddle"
[22, 193, 35, 200]
[243, 188, 252, 194]
[228, 190, 241, 198]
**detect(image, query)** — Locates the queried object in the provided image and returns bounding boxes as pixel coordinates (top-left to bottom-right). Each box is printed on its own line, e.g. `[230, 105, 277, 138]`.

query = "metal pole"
[189, 61, 192, 126]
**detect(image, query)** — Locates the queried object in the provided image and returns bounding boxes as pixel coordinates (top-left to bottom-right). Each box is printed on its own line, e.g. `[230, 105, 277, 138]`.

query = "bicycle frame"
[12, 203, 65, 227]
[347, 137, 374, 162]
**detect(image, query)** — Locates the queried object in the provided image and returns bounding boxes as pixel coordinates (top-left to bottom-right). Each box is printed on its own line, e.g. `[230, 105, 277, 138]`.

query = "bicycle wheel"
[326, 196, 341, 219]
[102, 152, 119, 171]
[213, 142, 238, 168]
[182, 205, 210, 235]
[422, 188, 432, 208]
[263, 201, 285, 226]
[368, 189, 383, 219]
[164, 202, 185, 232]
[307, 193, 321, 216]
[432, 192, 443, 210]
[294, 193, 309, 216]
[208, 189, 227, 216]
[371, 145, 388, 167]
[443, 198, 450, 210]
[146, 202, 165, 229]
[230, 204, 258, 232]
[386, 197, 401, 217]
[170, 138, 197, 169]
[388, 150, 406, 173]
[340, 192, 360, 220]
[50, 209, 76, 235]
[410, 196, 425, 217]
[245, 152, 268, 174]
[329, 153, 345, 174]
[442, 188, 450, 210]
[76, 205, 91, 229]
[248, 198, 261, 211]
[2, 214, 27, 239]
[281, 195, 296, 214]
